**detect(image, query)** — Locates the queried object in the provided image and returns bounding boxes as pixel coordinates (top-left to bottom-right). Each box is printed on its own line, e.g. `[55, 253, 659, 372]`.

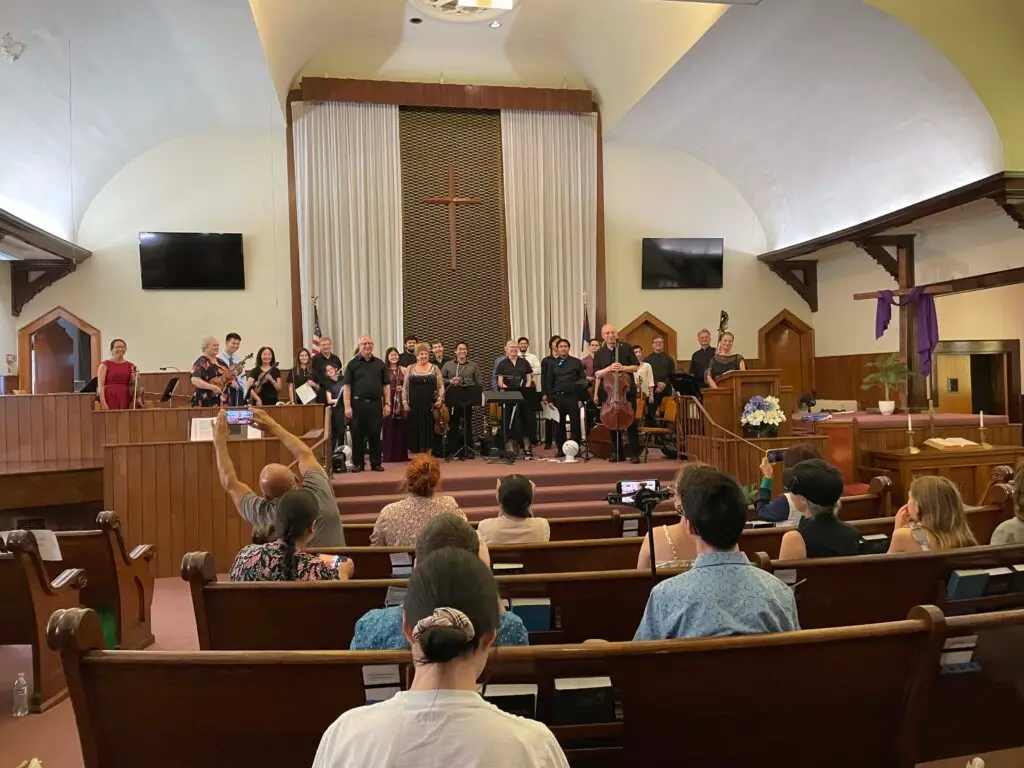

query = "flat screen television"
[641, 238, 723, 290]
[139, 232, 245, 290]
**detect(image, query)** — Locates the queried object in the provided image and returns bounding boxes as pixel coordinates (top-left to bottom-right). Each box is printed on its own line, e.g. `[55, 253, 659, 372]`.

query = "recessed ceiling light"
[489, 21, 502, 28]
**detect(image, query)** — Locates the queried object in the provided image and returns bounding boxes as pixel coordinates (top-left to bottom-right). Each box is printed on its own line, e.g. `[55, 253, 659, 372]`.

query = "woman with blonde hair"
[636, 461, 714, 571]
[991, 461, 1024, 545]
[403, 342, 445, 455]
[888, 475, 977, 554]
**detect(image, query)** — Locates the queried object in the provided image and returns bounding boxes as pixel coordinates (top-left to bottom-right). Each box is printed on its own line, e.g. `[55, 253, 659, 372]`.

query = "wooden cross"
[423, 167, 480, 270]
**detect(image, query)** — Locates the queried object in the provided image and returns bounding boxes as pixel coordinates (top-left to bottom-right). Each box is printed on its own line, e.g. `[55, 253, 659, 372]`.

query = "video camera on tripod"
[606, 479, 673, 509]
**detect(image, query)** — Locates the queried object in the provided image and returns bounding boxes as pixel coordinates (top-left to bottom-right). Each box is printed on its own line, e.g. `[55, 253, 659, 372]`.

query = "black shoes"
[371, 465, 385, 472]
[351, 465, 364, 473]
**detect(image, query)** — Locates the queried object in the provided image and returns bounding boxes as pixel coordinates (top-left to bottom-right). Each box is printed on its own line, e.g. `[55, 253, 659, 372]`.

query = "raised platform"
[805, 412, 1010, 428]
[332, 455, 682, 522]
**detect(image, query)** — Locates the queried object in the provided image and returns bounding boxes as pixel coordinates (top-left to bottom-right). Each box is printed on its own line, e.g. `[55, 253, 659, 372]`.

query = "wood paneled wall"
[136, 369, 296, 406]
[814, 354, 885, 405]
[0, 394, 97, 464]
[104, 438, 327, 577]
[687, 434, 830, 487]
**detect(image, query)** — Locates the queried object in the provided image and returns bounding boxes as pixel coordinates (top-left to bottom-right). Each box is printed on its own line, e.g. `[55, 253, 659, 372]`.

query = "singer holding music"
[543, 338, 586, 457]
[98, 338, 140, 410]
[592, 324, 641, 464]
[342, 336, 390, 472]
[190, 336, 227, 407]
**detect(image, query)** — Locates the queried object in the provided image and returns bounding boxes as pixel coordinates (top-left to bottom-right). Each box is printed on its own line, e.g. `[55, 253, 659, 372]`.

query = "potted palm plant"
[861, 353, 909, 415]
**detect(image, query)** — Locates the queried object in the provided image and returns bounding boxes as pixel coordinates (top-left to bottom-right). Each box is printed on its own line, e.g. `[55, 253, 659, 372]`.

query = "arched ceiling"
[0, 0, 280, 242]
[609, 0, 1003, 251]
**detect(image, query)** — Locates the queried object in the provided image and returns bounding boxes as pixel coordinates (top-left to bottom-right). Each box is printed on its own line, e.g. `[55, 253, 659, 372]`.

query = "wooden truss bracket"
[768, 260, 818, 312]
[855, 235, 916, 282]
[10, 260, 76, 317]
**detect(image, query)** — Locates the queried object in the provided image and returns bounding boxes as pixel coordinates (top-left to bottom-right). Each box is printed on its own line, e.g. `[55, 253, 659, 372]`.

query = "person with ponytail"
[229, 489, 353, 581]
[315, 548, 567, 767]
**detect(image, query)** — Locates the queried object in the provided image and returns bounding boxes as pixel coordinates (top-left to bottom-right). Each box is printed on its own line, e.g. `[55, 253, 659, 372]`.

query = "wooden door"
[936, 354, 972, 414]
[32, 321, 75, 394]
[758, 310, 814, 399]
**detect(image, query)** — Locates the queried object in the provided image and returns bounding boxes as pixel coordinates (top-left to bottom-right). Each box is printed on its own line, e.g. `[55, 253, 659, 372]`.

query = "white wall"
[0, 267, 16, 375]
[815, 200, 1024, 369]
[14, 131, 291, 372]
[603, 142, 810, 360]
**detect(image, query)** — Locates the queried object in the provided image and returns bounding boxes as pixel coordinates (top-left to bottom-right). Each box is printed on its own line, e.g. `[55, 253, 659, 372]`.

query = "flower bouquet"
[741, 395, 787, 438]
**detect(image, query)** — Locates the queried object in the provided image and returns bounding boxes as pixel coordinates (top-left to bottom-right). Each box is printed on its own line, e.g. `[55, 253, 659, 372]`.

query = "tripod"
[636, 492, 661, 580]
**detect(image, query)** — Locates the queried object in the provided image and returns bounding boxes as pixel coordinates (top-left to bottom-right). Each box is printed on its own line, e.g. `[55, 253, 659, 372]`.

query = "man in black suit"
[591, 324, 641, 464]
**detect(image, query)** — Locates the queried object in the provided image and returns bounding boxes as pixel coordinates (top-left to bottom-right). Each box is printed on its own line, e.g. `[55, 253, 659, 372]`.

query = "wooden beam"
[0, 209, 90, 264]
[299, 77, 595, 113]
[998, 202, 1024, 231]
[10, 262, 76, 317]
[768, 261, 818, 312]
[897, 240, 916, 411]
[855, 238, 899, 281]
[758, 172, 1023, 263]
[853, 266, 1024, 301]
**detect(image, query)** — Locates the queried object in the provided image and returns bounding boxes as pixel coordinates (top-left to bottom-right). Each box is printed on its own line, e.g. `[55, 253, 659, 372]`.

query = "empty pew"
[183, 551, 699, 648]
[50, 511, 155, 649]
[0, 531, 85, 712]
[921, 608, 1024, 761]
[49, 604, 946, 768]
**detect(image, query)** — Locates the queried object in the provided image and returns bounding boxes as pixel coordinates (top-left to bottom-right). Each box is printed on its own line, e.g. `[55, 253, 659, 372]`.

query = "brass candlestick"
[979, 427, 992, 449]
[906, 429, 920, 454]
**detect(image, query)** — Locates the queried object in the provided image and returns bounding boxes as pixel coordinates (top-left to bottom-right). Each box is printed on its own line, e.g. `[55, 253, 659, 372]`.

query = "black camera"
[607, 479, 673, 510]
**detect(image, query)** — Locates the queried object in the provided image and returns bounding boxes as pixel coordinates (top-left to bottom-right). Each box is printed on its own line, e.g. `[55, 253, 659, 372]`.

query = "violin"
[211, 352, 253, 404]
[599, 342, 635, 432]
[433, 401, 450, 436]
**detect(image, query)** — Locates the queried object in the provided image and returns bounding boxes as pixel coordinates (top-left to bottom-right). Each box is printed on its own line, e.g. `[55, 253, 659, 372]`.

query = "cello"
[590, 342, 636, 459]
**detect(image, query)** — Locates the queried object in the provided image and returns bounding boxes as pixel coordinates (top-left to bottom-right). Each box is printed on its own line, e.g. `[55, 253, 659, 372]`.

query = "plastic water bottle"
[12, 672, 29, 716]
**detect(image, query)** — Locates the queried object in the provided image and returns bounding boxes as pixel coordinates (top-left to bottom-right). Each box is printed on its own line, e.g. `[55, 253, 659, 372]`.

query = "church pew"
[48, 604, 945, 768]
[920, 608, 1024, 762]
[182, 550, 694, 648]
[0, 531, 86, 712]
[49, 511, 156, 649]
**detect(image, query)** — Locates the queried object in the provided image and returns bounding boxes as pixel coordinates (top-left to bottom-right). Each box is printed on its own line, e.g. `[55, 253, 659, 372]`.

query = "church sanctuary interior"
[4, 0, 1024, 765]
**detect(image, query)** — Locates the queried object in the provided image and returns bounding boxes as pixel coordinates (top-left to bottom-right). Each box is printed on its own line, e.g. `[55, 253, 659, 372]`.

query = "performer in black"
[688, 328, 715, 383]
[543, 338, 586, 457]
[342, 335, 390, 472]
[645, 334, 677, 423]
[397, 335, 418, 367]
[592, 324, 641, 464]
[496, 341, 535, 459]
[310, 336, 343, 405]
[441, 342, 482, 450]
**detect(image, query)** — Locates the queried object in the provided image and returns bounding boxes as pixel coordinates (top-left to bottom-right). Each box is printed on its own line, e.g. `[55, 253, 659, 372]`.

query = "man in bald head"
[592, 323, 641, 464]
[212, 408, 344, 547]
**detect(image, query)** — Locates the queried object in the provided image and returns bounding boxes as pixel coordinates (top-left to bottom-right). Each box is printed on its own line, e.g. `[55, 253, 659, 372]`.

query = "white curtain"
[294, 102, 403, 356]
[502, 110, 598, 355]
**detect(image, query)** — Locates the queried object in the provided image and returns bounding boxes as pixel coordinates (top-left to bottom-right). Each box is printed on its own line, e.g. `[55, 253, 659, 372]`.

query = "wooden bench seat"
[0, 531, 85, 712]
[49, 603, 947, 768]
[50, 511, 155, 649]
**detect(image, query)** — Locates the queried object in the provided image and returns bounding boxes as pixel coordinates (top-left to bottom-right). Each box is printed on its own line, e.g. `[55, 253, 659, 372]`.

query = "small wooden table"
[865, 445, 1024, 505]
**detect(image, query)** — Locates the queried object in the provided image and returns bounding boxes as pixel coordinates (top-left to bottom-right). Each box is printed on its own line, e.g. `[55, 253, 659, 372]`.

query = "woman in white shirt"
[478, 474, 550, 545]
[313, 548, 569, 768]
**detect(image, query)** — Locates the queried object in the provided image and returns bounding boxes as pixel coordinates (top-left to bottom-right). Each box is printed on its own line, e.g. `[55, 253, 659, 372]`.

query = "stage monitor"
[641, 238, 723, 290]
[139, 232, 245, 290]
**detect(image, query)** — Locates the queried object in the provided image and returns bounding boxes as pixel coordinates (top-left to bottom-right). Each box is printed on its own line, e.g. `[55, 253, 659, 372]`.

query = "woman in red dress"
[98, 338, 138, 410]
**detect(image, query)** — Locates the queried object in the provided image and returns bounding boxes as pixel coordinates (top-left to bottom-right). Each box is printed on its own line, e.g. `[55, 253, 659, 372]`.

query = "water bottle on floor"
[12, 672, 29, 717]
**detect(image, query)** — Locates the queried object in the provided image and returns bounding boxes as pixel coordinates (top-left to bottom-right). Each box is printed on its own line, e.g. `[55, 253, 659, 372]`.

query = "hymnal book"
[982, 567, 1016, 596]
[492, 562, 524, 575]
[947, 569, 989, 600]
[552, 677, 615, 725]
[481, 684, 538, 719]
[0, 529, 63, 561]
[621, 519, 639, 538]
[858, 533, 889, 555]
[364, 686, 400, 704]
[384, 586, 407, 608]
[923, 437, 979, 451]
[509, 597, 553, 632]
[940, 634, 979, 669]
[389, 552, 413, 578]
[745, 520, 773, 529]
[773, 569, 798, 586]
[1011, 564, 1024, 593]
[362, 664, 402, 705]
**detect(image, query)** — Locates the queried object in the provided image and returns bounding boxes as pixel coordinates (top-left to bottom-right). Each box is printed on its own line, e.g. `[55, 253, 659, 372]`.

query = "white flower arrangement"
[740, 395, 787, 428]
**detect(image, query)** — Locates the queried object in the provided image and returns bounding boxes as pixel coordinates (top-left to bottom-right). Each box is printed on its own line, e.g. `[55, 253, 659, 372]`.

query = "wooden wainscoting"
[686, 434, 830, 487]
[104, 438, 325, 577]
[0, 393, 97, 463]
[137, 369, 296, 407]
[814, 353, 882, 405]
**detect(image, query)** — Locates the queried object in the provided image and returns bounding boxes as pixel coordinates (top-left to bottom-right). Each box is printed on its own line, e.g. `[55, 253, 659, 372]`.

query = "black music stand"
[159, 377, 181, 407]
[484, 390, 523, 465]
[445, 384, 482, 462]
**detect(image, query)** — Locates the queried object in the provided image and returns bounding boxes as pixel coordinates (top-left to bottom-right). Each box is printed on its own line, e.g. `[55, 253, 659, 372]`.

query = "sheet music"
[246, 425, 263, 440]
[296, 382, 317, 404]
[189, 417, 215, 442]
[541, 402, 560, 421]
[0, 529, 63, 561]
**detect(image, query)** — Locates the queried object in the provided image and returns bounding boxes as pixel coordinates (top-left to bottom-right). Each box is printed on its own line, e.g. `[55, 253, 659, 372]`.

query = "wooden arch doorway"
[17, 307, 101, 394]
[619, 312, 678, 360]
[757, 309, 815, 399]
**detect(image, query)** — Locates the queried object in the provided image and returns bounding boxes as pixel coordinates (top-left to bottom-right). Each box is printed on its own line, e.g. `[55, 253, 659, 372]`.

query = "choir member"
[323, 364, 346, 463]
[98, 338, 139, 410]
[543, 338, 585, 456]
[288, 348, 317, 404]
[382, 348, 408, 463]
[430, 341, 450, 368]
[497, 340, 535, 459]
[398, 335, 418, 367]
[689, 328, 715, 381]
[403, 343, 445, 455]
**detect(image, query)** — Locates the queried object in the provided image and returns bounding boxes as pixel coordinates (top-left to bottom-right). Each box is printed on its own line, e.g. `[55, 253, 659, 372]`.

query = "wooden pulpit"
[702, 369, 784, 436]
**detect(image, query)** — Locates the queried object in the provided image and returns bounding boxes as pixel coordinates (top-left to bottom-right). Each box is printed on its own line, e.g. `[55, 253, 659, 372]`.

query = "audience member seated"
[888, 476, 978, 554]
[370, 455, 466, 547]
[352, 514, 528, 650]
[755, 443, 824, 524]
[991, 462, 1024, 545]
[213, 408, 345, 546]
[777, 460, 862, 561]
[635, 462, 709, 571]
[478, 475, 550, 545]
[230, 490, 353, 581]
[315, 548, 567, 767]
[634, 469, 799, 640]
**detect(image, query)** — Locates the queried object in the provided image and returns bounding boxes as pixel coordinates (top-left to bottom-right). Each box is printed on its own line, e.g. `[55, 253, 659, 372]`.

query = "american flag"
[310, 299, 322, 355]
[581, 295, 591, 352]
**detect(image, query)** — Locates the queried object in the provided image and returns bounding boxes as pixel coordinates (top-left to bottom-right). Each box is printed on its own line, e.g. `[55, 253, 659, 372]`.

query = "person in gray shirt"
[212, 408, 344, 548]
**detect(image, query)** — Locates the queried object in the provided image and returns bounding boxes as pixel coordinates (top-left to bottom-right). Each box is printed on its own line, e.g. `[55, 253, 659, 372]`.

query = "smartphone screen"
[766, 448, 787, 464]
[225, 409, 254, 426]
[617, 479, 659, 504]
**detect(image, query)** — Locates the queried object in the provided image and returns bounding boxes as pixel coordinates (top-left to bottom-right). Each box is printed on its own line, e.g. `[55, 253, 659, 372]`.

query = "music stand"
[445, 384, 482, 462]
[670, 373, 702, 400]
[484, 391, 523, 464]
[159, 377, 181, 407]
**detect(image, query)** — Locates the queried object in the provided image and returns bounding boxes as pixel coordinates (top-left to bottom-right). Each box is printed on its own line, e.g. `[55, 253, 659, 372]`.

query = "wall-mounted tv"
[641, 238, 724, 290]
[139, 232, 245, 290]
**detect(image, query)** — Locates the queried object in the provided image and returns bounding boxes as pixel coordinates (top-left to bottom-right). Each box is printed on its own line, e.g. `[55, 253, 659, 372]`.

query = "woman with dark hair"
[381, 346, 408, 462]
[288, 347, 317, 404]
[370, 454, 464, 546]
[98, 338, 138, 410]
[246, 346, 282, 406]
[754, 443, 825, 524]
[229, 489, 352, 581]
[323, 363, 346, 462]
[315, 548, 567, 767]
[478, 474, 549, 545]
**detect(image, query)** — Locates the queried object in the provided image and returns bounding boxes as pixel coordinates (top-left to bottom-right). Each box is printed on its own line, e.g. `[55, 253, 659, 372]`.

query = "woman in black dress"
[247, 346, 283, 406]
[323, 363, 346, 459]
[704, 331, 746, 388]
[403, 343, 445, 455]
[288, 347, 318, 404]
[496, 340, 535, 458]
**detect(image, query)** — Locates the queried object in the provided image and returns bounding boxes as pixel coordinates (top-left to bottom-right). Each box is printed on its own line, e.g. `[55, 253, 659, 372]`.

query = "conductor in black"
[592, 323, 641, 463]
[343, 335, 391, 472]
